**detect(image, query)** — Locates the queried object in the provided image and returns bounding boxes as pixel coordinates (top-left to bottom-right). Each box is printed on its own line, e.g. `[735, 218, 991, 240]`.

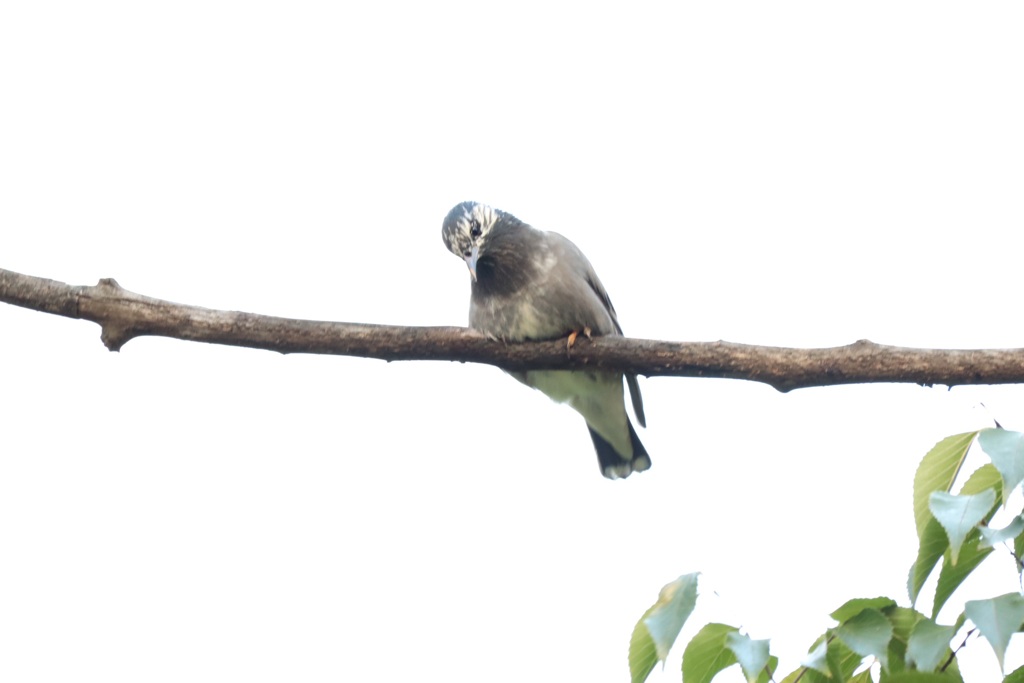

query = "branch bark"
[2, 266, 1023, 393]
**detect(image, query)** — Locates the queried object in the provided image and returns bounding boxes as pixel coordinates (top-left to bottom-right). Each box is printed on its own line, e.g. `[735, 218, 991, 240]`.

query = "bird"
[441, 201, 650, 479]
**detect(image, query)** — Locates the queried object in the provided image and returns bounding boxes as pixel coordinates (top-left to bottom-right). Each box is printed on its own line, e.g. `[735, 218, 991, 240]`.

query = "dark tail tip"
[588, 421, 651, 480]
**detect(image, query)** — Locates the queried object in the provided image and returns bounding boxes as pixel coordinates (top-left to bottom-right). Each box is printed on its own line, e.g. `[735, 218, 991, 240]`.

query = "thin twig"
[940, 627, 976, 672]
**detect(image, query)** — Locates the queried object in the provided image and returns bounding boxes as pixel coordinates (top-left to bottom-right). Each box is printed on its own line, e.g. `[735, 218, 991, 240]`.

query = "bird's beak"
[464, 244, 480, 282]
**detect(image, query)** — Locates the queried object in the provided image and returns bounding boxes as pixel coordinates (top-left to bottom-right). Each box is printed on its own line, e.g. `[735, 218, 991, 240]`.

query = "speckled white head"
[441, 201, 500, 281]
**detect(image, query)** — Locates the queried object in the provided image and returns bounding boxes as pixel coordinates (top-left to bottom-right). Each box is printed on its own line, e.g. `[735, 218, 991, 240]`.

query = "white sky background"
[2, 2, 1023, 681]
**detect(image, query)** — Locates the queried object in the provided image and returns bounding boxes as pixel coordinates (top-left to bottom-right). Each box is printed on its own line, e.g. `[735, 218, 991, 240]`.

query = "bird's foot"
[566, 327, 592, 355]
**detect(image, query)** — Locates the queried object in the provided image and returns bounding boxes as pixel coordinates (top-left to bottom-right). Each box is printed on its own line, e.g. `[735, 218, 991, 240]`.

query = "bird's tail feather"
[588, 421, 651, 480]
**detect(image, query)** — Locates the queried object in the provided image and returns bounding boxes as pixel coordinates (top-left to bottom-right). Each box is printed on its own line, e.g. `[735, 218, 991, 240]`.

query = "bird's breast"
[469, 246, 566, 340]
[469, 290, 561, 340]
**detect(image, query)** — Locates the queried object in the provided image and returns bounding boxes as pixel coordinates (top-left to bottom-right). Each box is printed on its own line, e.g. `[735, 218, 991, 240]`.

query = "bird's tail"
[588, 421, 651, 480]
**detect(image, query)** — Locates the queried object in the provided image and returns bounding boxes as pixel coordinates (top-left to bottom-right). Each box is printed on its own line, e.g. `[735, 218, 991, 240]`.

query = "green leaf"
[960, 463, 1005, 499]
[913, 464, 999, 602]
[886, 606, 925, 643]
[779, 669, 823, 683]
[965, 593, 1024, 672]
[682, 623, 738, 683]
[889, 635, 909, 674]
[630, 573, 700, 683]
[910, 432, 980, 606]
[778, 667, 802, 683]
[885, 606, 925, 675]
[832, 597, 898, 624]
[646, 573, 699, 661]
[881, 673, 963, 682]
[780, 669, 830, 683]
[914, 432, 979, 540]
[629, 606, 658, 683]
[979, 428, 1024, 500]
[909, 517, 952, 605]
[1005, 662, 1024, 683]
[906, 618, 956, 673]
[756, 655, 778, 683]
[725, 632, 771, 683]
[828, 636, 868, 681]
[781, 637, 861, 683]
[914, 465, 1003, 614]
[933, 532, 993, 618]
[980, 515, 1024, 549]
[929, 489, 997, 564]
[799, 636, 829, 675]
[835, 608, 895, 670]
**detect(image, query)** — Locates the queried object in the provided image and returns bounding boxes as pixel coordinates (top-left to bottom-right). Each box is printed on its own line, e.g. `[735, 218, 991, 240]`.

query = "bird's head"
[441, 201, 500, 282]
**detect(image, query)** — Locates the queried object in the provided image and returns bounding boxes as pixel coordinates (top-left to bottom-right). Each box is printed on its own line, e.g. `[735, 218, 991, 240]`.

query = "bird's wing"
[624, 375, 646, 428]
[548, 233, 647, 428]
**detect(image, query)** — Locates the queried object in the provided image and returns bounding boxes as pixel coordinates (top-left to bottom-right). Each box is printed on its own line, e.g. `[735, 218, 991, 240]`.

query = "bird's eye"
[470, 220, 482, 238]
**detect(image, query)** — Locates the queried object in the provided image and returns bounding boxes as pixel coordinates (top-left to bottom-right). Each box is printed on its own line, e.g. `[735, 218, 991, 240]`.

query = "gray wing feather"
[550, 233, 647, 428]
[625, 375, 646, 428]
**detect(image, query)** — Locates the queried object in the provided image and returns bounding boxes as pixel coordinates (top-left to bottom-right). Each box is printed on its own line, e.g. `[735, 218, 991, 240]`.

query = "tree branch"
[3, 266, 1023, 393]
